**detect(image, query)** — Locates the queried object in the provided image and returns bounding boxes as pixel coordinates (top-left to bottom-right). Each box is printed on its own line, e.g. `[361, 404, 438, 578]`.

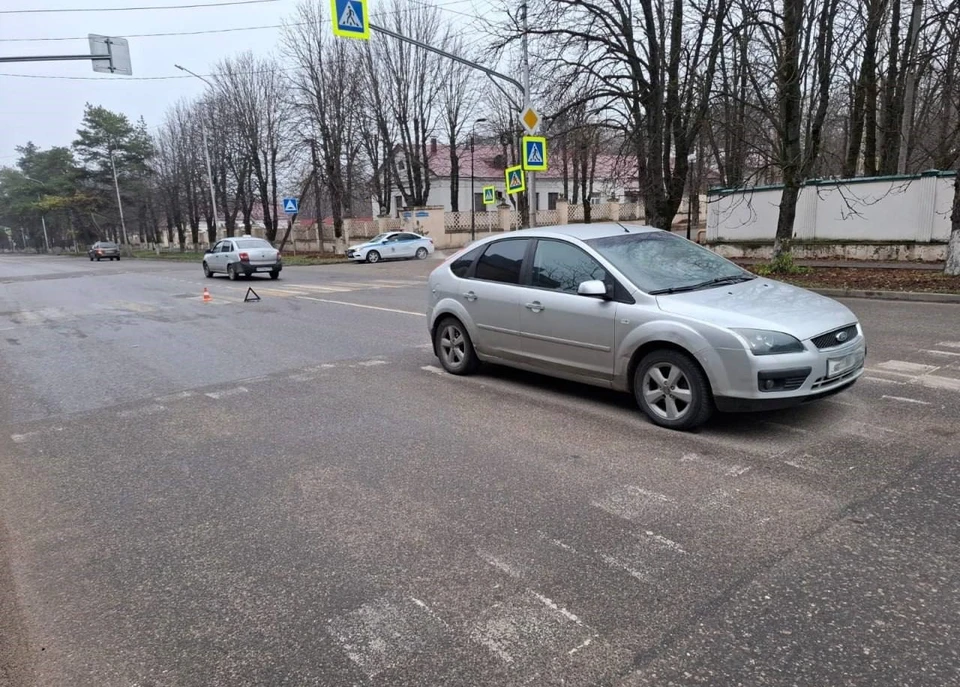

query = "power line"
[0, 24, 290, 43]
[0, 0, 278, 15]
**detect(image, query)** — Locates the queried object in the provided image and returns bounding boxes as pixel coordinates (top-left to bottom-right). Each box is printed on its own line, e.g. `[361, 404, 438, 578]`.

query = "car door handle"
[463, 291, 477, 302]
[525, 301, 544, 313]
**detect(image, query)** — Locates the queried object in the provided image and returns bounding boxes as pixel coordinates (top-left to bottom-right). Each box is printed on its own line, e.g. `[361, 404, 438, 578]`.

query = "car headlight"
[732, 328, 805, 355]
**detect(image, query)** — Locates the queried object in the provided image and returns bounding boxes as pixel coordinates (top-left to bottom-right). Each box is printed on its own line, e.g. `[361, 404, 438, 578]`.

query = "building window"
[548, 192, 559, 210]
[473, 193, 485, 212]
[394, 196, 404, 217]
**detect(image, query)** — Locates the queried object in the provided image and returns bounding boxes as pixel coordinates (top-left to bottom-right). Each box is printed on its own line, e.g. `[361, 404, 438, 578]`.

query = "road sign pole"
[522, 1, 535, 228]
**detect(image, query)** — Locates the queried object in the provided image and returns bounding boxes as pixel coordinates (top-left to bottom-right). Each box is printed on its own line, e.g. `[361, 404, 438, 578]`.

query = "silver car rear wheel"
[434, 317, 479, 375]
[635, 349, 713, 431]
[415, 247, 428, 259]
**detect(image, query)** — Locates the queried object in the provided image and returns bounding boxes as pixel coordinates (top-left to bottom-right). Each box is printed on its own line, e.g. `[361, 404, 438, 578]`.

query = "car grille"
[811, 366, 862, 390]
[812, 325, 859, 349]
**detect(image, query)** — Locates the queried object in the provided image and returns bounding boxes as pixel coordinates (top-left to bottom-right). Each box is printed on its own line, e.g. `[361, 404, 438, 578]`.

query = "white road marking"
[155, 390, 196, 403]
[873, 360, 939, 375]
[296, 295, 425, 317]
[357, 359, 388, 367]
[592, 486, 677, 523]
[531, 592, 586, 626]
[864, 376, 907, 384]
[921, 349, 960, 357]
[478, 550, 523, 579]
[117, 404, 165, 419]
[204, 386, 249, 399]
[763, 421, 808, 434]
[0, 326, 15, 332]
[644, 531, 687, 554]
[10, 427, 63, 444]
[936, 341, 960, 349]
[882, 394, 931, 405]
[568, 637, 593, 655]
[421, 365, 446, 376]
[600, 554, 653, 584]
[288, 373, 319, 382]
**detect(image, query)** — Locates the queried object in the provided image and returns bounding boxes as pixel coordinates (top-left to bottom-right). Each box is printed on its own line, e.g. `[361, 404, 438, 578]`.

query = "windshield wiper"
[649, 274, 755, 295]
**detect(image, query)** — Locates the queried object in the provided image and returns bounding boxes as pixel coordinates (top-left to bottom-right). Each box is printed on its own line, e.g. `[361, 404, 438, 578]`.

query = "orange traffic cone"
[202, 287, 212, 303]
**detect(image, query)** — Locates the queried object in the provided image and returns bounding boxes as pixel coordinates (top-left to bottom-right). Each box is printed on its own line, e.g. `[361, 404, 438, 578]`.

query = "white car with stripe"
[346, 232, 434, 263]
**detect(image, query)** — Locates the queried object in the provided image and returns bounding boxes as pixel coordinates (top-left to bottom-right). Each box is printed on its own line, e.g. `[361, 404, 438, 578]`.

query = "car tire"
[270, 270, 280, 280]
[634, 349, 713, 431]
[228, 264, 238, 281]
[415, 247, 428, 260]
[89, 256, 94, 261]
[96, 256, 101, 261]
[115, 256, 120, 261]
[203, 262, 213, 278]
[366, 250, 381, 264]
[434, 317, 480, 376]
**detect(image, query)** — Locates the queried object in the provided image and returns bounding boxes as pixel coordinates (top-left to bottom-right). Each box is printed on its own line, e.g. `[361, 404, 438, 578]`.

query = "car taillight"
[276, 252, 282, 262]
[239, 252, 249, 262]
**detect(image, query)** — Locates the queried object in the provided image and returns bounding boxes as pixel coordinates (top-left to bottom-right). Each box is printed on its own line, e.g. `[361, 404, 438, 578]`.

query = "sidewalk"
[735, 258, 945, 270]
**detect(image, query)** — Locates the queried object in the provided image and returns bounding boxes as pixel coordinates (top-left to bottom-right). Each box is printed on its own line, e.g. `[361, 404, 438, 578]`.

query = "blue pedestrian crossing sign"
[482, 186, 496, 205]
[282, 197, 299, 214]
[505, 165, 526, 194]
[522, 136, 548, 172]
[331, 0, 370, 40]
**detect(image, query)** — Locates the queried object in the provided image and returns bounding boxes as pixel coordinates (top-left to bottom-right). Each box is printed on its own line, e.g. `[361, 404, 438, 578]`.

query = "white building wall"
[707, 172, 956, 243]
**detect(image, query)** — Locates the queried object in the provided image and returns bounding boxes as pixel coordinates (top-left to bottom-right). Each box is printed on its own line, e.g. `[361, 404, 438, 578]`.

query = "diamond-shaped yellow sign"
[520, 106, 540, 134]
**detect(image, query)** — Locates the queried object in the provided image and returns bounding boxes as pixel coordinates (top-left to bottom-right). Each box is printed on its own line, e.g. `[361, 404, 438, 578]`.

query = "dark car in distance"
[89, 241, 121, 261]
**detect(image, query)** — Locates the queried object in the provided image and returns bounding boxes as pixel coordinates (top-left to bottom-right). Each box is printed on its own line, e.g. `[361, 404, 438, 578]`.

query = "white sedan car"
[346, 232, 434, 263]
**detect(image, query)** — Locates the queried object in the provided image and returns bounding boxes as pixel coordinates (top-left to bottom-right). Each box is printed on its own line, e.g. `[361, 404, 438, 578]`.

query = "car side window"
[474, 239, 529, 285]
[531, 240, 608, 293]
[401, 233, 419, 241]
[450, 245, 484, 278]
[220, 243, 233, 253]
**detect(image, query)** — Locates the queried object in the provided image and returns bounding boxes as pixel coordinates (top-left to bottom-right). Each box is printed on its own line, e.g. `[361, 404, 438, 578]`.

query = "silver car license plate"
[827, 350, 863, 377]
[257, 267, 272, 272]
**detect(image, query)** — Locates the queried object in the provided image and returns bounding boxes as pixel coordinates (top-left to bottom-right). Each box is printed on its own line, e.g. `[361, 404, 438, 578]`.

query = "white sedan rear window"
[236, 239, 273, 249]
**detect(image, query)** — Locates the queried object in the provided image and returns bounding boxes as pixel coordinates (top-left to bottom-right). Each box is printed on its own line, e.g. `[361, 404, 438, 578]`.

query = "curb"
[812, 287, 960, 304]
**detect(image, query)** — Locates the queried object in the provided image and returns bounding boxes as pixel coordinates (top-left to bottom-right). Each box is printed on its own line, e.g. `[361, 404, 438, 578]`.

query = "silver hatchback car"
[427, 224, 865, 430]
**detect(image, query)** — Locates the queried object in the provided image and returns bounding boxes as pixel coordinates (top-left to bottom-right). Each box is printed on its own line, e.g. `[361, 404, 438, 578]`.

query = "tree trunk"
[897, 0, 924, 174]
[945, 171, 960, 275]
[773, 0, 804, 258]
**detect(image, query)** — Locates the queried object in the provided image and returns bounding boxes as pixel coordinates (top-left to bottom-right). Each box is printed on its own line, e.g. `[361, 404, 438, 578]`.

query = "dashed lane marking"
[117, 404, 165, 419]
[204, 386, 249, 399]
[922, 349, 960, 357]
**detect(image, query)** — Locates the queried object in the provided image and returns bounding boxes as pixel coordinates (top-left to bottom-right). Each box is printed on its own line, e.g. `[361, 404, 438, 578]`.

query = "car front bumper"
[709, 332, 866, 412]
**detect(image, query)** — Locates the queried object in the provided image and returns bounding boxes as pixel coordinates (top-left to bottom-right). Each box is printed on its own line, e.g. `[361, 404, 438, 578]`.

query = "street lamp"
[470, 117, 488, 243]
[175, 64, 220, 242]
[686, 151, 697, 241]
[23, 176, 50, 253]
[108, 150, 130, 247]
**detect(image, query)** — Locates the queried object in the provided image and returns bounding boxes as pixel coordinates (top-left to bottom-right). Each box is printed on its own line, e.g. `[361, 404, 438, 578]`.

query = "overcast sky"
[0, 0, 489, 167]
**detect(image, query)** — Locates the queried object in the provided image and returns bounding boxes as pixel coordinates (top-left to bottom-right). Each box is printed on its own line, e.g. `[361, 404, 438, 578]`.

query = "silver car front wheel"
[635, 349, 713, 431]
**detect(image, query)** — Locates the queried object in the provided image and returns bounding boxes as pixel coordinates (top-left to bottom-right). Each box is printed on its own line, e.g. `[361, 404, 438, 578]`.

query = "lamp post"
[108, 150, 129, 246]
[686, 152, 697, 241]
[23, 176, 50, 252]
[470, 117, 488, 243]
[175, 64, 220, 242]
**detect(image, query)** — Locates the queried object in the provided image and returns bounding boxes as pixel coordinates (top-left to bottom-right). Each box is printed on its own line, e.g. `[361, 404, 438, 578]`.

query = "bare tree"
[284, 0, 361, 249]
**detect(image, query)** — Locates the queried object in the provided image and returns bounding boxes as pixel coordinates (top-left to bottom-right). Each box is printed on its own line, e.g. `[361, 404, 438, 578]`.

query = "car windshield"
[369, 233, 391, 243]
[235, 239, 272, 249]
[585, 231, 754, 294]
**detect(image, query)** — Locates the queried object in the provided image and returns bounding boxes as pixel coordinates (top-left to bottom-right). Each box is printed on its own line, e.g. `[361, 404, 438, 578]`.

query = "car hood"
[654, 277, 856, 341]
[349, 241, 382, 251]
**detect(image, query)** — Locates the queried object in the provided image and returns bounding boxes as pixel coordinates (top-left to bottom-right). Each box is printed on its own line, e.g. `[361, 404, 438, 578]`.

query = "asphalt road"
[1, 253, 959, 686]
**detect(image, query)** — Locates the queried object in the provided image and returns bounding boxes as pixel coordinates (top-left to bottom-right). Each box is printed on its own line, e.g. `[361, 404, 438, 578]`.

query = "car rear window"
[235, 239, 272, 249]
[475, 239, 529, 284]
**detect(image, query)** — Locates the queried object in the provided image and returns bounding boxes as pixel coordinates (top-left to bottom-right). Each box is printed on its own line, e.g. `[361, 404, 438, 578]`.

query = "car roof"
[495, 222, 663, 241]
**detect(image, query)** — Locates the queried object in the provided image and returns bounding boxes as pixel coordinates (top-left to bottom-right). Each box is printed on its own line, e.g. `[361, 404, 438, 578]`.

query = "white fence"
[707, 171, 956, 243]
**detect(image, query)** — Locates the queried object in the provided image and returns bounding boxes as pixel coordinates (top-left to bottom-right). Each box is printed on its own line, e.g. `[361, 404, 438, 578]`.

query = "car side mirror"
[205, 249, 213, 254]
[577, 280, 608, 298]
